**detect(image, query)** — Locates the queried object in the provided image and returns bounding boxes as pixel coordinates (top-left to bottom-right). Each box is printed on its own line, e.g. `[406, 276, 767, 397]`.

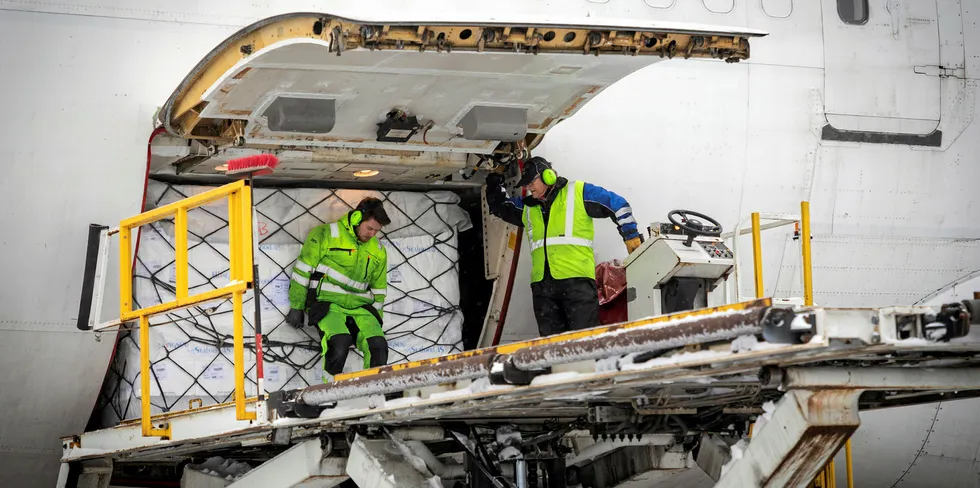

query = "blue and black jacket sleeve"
[582, 182, 640, 241]
[485, 181, 525, 227]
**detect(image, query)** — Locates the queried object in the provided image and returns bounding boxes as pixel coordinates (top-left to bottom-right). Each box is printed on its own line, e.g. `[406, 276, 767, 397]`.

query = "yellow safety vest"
[522, 181, 596, 283]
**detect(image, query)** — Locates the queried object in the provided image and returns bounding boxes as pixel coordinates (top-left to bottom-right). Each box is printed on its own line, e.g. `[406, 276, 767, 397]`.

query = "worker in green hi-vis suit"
[284, 197, 390, 381]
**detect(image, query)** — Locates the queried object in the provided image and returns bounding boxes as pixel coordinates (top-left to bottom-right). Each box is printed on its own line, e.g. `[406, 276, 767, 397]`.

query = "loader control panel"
[699, 241, 733, 259]
[651, 222, 687, 237]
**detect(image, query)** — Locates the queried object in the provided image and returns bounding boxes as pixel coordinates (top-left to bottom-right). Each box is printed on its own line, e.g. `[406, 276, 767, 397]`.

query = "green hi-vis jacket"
[288, 213, 387, 316]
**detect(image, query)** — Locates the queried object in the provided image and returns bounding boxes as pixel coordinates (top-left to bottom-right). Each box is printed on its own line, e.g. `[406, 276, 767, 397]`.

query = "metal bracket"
[268, 389, 326, 419]
[489, 355, 551, 386]
[760, 307, 811, 344]
[587, 405, 632, 424]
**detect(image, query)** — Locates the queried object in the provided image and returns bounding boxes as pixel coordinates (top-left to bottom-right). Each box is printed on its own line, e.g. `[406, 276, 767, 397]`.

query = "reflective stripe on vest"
[318, 282, 374, 300]
[291, 272, 310, 287]
[527, 236, 594, 251]
[316, 263, 370, 291]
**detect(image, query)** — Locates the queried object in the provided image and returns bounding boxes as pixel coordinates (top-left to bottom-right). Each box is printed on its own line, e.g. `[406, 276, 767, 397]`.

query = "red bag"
[596, 259, 628, 325]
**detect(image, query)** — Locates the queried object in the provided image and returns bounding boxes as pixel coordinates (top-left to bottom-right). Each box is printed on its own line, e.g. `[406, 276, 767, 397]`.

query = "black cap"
[517, 156, 552, 187]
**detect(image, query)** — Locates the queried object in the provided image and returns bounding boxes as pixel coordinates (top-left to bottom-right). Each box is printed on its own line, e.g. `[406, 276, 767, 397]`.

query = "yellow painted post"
[233, 289, 248, 420]
[229, 192, 241, 282]
[801, 201, 814, 306]
[229, 191, 243, 420]
[138, 314, 171, 438]
[751, 212, 764, 298]
[830, 460, 837, 488]
[139, 314, 152, 437]
[845, 439, 854, 487]
[240, 186, 254, 284]
[119, 226, 132, 317]
[229, 188, 255, 421]
[175, 207, 189, 300]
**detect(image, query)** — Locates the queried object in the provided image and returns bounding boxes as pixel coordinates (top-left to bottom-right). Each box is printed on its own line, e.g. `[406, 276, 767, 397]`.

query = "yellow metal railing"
[742, 202, 855, 488]
[743, 201, 813, 305]
[118, 180, 256, 438]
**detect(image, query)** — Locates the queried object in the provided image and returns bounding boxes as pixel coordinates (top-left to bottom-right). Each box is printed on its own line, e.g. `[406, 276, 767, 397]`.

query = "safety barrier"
[128, 180, 255, 436]
[77, 180, 257, 438]
[92, 182, 471, 430]
[725, 201, 855, 488]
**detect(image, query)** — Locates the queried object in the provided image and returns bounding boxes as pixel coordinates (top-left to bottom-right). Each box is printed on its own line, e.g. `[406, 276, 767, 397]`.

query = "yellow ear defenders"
[349, 209, 363, 227]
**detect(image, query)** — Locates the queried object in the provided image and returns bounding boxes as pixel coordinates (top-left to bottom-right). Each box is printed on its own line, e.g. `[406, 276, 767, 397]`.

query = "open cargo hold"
[95, 180, 473, 426]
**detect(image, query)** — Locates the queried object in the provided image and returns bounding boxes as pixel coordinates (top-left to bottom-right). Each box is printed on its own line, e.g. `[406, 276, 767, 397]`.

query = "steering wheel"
[667, 210, 723, 247]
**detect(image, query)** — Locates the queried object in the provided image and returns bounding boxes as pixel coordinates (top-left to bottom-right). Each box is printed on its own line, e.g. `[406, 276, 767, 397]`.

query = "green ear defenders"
[350, 197, 385, 227]
[541, 167, 557, 185]
[527, 156, 557, 185]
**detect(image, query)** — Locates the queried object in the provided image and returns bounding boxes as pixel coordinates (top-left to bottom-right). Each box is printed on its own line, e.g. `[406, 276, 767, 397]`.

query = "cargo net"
[95, 181, 473, 427]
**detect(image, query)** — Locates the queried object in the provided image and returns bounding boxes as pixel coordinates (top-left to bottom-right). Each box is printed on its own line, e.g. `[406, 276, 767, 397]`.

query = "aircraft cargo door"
[821, 0, 941, 140]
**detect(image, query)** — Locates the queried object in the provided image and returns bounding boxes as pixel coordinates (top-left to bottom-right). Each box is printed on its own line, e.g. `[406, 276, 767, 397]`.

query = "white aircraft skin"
[0, 1, 978, 487]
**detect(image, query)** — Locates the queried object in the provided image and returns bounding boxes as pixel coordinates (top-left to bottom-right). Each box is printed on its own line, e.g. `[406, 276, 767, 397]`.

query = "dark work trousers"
[530, 277, 600, 337]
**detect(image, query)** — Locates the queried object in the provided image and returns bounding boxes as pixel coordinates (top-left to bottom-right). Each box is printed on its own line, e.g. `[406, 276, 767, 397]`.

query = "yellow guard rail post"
[801, 201, 814, 309]
[118, 180, 255, 438]
[751, 212, 764, 298]
[798, 201, 854, 488]
[738, 203, 853, 488]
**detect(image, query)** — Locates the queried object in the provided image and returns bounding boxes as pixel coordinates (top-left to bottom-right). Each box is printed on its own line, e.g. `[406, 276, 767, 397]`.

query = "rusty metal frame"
[62, 302, 980, 463]
[717, 366, 980, 488]
[717, 389, 862, 488]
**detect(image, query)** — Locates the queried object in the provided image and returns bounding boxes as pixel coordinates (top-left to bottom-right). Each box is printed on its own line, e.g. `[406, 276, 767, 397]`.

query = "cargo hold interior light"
[353, 170, 380, 177]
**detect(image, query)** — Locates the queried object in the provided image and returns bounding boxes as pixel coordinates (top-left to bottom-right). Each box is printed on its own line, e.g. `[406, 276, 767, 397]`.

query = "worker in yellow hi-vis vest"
[486, 156, 643, 337]
[285, 197, 390, 380]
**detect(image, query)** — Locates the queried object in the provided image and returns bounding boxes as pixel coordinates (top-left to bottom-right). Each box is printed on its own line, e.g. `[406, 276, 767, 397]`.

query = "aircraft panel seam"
[888, 402, 942, 488]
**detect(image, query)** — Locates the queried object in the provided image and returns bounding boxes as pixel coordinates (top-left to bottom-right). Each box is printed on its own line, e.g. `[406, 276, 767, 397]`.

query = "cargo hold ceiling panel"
[198, 42, 617, 153]
[156, 12, 764, 181]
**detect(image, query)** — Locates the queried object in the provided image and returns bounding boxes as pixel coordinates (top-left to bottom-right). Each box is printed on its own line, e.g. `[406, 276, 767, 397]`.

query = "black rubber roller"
[963, 299, 980, 325]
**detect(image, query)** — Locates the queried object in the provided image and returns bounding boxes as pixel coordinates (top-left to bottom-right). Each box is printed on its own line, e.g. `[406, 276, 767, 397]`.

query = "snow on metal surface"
[751, 401, 777, 437]
[382, 395, 426, 409]
[429, 378, 492, 401]
[301, 302, 768, 406]
[510, 305, 766, 370]
[620, 350, 731, 372]
[731, 335, 759, 353]
[529, 371, 583, 386]
[731, 334, 785, 353]
[187, 457, 253, 481]
[719, 438, 748, 479]
[302, 356, 491, 406]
